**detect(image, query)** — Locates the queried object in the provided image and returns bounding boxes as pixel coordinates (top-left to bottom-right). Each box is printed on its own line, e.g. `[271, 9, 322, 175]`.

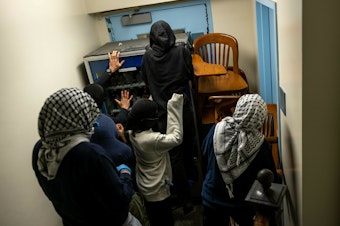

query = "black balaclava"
[126, 99, 158, 131]
[149, 20, 176, 56]
[83, 84, 105, 109]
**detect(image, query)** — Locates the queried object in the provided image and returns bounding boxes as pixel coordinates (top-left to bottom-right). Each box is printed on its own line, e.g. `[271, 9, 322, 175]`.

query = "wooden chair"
[192, 33, 249, 125]
[207, 95, 241, 123]
[260, 103, 282, 176]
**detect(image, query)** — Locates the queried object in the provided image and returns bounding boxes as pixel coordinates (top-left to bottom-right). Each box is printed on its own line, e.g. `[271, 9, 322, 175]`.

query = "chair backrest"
[208, 95, 240, 123]
[260, 104, 281, 174]
[260, 104, 278, 140]
[193, 33, 239, 74]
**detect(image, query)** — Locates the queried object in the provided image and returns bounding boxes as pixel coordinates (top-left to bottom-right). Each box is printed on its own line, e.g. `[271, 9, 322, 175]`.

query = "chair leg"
[253, 212, 270, 226]
[229, 217, 239, 226]
[197, 95, 204, 124]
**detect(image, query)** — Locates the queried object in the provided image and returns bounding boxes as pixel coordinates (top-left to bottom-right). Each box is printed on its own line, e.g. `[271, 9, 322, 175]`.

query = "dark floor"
[171, 176, 205, 226]
[170, 123, 211, 226]
[173, 204, 204, 226]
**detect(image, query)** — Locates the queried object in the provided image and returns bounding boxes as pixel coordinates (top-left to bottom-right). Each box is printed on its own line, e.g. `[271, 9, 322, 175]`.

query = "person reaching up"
[126, 93, 184, 226]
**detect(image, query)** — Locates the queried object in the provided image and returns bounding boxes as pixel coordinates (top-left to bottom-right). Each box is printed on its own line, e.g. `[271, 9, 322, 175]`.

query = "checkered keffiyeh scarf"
[37, 88, 100, 180]
[213, 94, 267, 198]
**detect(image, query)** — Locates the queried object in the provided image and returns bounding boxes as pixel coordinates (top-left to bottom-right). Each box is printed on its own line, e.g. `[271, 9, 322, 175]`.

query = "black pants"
[159, 98, 198, 205]
[145, 197, 174, 226]
[171, 101, 197, 201]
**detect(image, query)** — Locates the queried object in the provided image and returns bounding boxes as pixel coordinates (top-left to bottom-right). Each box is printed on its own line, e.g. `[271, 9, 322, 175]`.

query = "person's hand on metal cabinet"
[108, 50, 125, 73]
[115, 90, 133, 110]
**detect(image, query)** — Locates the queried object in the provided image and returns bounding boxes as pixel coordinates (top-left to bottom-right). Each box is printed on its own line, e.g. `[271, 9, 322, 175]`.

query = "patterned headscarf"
[37, 88, 100, 180]
[213, 94, 267, 198]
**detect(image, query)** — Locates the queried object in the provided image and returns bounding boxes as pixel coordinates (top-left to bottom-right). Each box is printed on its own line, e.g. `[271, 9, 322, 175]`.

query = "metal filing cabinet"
[83, 32, 190, 116]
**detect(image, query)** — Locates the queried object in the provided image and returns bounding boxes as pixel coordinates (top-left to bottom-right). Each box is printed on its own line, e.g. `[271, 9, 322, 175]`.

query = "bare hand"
[116, 123, 127, 143]
[108, 50, 125, 73]
[115, 90, 133, 110]
[116, 123, 124, 135]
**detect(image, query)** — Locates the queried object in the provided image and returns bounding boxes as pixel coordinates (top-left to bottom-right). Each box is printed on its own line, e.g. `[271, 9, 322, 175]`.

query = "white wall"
[0, 0, 103, 225]
[276, 0, 303, 225]
[301, 1, 340, 226]
[210, 0, 259, 93]
[1, 0, 339, 225]
[272, 0, 340, 225]
[84, 0, 179, 14]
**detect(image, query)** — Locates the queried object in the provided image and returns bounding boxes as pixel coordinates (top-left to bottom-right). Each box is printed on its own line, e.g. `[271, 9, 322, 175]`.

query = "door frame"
[256, 0, 279, 104]
[255, 0, 283, 177]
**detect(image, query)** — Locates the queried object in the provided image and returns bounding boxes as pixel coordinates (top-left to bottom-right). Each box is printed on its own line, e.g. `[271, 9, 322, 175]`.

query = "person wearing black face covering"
[84, 52, 149, 226]
[126, 93, 184, 226]
[141, 20, 197, 214]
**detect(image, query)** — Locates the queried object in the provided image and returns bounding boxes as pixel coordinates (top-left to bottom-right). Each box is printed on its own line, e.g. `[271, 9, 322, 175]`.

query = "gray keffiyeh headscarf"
[37, 88, 100, 180]
[213, 94, 267, 198]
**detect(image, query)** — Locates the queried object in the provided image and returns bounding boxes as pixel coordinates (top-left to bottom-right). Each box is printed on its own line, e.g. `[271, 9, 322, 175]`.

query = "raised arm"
[95, 50, 125, 86]
[155, 93, 184, 151]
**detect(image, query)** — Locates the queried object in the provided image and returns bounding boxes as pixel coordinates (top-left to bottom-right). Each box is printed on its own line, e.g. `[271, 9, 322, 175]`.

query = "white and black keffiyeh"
[213, 94, 267, 198]
[37, 88, 100, 180]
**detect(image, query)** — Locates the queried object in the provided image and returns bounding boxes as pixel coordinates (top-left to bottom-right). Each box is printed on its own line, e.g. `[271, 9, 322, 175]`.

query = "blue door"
[256, 0, 279, 104]
[105, 0, 213, 42]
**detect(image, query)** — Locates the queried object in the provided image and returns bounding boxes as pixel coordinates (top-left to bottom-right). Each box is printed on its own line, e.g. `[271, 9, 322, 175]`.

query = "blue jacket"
[91, 113, 135, 168]
[201, 124, 279, 209]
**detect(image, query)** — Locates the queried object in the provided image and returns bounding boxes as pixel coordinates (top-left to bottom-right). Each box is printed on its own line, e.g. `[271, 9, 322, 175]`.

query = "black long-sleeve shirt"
[141, 21, 194, 133]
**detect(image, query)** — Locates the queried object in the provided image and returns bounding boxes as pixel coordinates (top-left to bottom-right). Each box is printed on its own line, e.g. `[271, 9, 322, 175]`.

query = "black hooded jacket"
[141, 20, 194, 132]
